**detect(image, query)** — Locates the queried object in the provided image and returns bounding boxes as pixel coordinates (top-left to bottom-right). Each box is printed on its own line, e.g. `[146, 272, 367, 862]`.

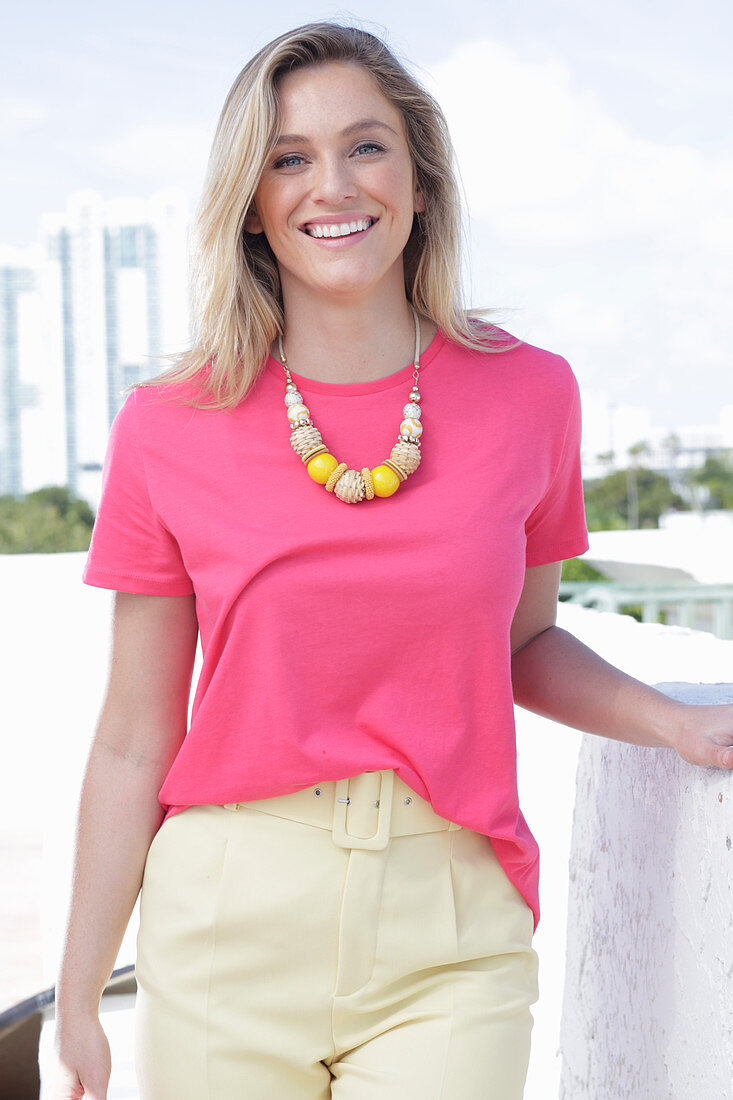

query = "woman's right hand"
[49, 1015, 111, 1100]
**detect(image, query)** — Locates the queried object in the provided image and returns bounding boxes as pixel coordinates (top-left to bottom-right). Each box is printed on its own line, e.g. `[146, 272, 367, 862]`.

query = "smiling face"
[244, 60, 425, 307]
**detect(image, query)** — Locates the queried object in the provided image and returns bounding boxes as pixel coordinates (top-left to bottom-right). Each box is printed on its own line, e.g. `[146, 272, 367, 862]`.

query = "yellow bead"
[371, 464, 400, 497]
[307, 452, 339, 484]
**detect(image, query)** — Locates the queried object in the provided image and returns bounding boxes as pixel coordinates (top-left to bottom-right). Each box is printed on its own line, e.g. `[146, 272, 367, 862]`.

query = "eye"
[353, 141, 384, 156]
[273, 153, 306, 169]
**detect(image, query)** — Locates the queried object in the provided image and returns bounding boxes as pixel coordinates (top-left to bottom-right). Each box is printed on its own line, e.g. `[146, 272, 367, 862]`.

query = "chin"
[315, 275, 378, 298]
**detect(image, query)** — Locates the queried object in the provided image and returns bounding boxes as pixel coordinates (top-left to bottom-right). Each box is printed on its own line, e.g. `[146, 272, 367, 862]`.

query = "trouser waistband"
[222, 769, 462, 851]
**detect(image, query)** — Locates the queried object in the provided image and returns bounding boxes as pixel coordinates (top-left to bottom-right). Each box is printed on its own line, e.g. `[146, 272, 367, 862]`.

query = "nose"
[309, 153, 358, 206]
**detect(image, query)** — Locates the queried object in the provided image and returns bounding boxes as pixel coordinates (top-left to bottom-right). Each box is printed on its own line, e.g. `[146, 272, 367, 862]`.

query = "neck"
[274, 283, 436, 384]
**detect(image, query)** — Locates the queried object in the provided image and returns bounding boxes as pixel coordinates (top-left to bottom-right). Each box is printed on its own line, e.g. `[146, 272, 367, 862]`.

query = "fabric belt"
[222, 769, 462, 851]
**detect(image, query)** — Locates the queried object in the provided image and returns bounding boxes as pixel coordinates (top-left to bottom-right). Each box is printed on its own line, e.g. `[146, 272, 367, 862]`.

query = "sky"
[2, 0, 732, 434]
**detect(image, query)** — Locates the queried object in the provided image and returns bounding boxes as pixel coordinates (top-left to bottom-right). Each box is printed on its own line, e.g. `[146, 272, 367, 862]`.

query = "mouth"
[300, 216, 378, 240]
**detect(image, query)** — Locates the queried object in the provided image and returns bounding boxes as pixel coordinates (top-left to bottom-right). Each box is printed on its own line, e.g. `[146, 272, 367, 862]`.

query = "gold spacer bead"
[361, 467, 375, 500]
[382, 458, 409, 482]
[301, 444, 329, 463]
[325, 461, 348, 492]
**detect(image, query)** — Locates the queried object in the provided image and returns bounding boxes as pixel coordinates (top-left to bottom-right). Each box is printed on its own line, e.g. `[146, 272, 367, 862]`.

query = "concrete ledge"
[559, 681, 733, 1099]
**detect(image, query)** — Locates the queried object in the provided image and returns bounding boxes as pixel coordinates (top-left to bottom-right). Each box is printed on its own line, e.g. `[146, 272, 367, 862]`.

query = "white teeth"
[305, 217, 373, 238]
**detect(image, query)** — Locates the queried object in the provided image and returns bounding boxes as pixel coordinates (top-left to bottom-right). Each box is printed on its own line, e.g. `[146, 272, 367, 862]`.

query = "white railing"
[560, 581, 733, 639]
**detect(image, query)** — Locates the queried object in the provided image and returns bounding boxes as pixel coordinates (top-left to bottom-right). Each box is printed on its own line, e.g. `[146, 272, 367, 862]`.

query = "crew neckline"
[264, 328, 446, 396]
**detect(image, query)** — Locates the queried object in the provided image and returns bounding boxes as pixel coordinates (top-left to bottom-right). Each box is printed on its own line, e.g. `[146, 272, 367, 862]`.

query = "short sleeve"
[524, 366, 589, 567]
[82, 390, 195, 595]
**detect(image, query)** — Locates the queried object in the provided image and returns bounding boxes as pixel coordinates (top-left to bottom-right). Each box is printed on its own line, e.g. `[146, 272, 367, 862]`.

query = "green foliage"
[687, 452, 733, 510]
[627, 440, 651, 462]
[0, 486, 95, 553]
[561, 557, 609, 582]
[582, 467, 686, 531]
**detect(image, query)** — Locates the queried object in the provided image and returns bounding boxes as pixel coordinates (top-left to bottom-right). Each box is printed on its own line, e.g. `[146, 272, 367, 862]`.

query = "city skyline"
[0, 188, 190, 499]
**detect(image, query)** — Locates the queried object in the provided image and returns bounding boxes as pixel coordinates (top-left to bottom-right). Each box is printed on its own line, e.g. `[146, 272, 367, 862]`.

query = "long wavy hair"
[128, 21, 521, 410]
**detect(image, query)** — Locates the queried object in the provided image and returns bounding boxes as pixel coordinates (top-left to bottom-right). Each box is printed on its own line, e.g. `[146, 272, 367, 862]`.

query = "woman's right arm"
[50, 590, 199, 1100]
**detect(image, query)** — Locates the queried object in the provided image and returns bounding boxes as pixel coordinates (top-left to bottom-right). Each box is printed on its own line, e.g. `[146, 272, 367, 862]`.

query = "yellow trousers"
[134, 770, 539, 1098]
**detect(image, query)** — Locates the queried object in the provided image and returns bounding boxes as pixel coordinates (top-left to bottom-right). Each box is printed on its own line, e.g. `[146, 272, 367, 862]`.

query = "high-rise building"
[0, 188, 191, 505]
[0, 243, 64, 498]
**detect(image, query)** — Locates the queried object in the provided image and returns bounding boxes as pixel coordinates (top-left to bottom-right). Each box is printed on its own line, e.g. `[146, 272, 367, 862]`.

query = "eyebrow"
[273, 118, 399, 147]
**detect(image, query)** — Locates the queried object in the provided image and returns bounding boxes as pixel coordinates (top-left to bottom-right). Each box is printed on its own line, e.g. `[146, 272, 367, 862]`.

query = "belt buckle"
[331, 769, 394, 850]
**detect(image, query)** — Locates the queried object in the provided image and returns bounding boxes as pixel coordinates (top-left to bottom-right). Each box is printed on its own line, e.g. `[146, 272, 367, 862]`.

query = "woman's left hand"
[668, 702, 733, 769]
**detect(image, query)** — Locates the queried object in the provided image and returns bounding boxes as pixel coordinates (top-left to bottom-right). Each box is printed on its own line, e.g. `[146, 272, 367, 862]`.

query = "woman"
[51, 21, 733, 1100]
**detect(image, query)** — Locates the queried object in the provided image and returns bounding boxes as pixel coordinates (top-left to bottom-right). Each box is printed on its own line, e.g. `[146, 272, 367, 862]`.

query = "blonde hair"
[129, 21, 521, 410]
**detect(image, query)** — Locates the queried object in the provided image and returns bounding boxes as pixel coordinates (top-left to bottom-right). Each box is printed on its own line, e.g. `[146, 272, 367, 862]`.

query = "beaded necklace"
[278, 304, 424, 503]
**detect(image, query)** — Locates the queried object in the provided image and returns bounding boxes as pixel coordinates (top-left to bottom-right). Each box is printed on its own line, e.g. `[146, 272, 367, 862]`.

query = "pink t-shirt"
[82, 326, 588, 932]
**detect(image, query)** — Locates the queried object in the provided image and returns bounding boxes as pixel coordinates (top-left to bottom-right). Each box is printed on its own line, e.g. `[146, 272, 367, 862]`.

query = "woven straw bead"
[290, 424, 323, 457]
[390, 440, 421, 474]
[334, 468, 366, 503]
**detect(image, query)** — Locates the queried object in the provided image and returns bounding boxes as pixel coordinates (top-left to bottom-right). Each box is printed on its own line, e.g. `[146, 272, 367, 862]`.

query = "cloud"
[420, 38, 733, 431]
[0, 99, 47, 142]
[98, 121, 214, 181]
[424, 40, 733, 251]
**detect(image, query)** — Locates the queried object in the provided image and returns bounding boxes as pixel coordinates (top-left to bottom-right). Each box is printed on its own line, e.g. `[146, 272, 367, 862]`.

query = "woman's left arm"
[510, 561, 733, 770]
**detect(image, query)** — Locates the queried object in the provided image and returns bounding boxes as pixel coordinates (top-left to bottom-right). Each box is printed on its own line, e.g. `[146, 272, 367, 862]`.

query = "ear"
[413, 187, 426, 214]
[244, 206, 264, 234]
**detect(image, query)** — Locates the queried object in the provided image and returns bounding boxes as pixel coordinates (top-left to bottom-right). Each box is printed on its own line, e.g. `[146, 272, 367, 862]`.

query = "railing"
[0, 966, 136, 1099]
[559, 581, 733, 639]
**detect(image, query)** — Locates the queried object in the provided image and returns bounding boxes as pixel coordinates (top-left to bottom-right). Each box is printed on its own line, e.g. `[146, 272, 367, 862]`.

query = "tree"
[0, 486, 95, 553]
[583, 466, 685, 531]
[625, 441, 652, 530]
[561, 558, 609, 583]
[687, 452, 733, 510]
[662, 432, 682, 469]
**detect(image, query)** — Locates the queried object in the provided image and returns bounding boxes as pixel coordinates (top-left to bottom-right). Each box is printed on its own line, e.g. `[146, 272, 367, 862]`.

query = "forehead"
[275, 61, 405, 136]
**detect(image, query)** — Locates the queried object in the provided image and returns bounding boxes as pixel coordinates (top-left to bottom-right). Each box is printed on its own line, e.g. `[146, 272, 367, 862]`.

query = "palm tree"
[625, 441, 651, 530]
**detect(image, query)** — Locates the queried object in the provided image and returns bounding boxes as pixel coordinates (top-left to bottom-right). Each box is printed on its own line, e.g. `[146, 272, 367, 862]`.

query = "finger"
[85, 1073, 112, 1100]
[721, 746, 733, 768]
[84, 1085, 109, 1100]
[48, 1069, 84, 1100]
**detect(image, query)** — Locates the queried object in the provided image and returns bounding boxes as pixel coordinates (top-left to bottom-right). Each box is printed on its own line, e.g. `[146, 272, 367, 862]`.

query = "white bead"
[284, 391, 303, 407]
[403, 402, 421, 419]
[399, 418, 423, 441]
[287, 403, 311, 427]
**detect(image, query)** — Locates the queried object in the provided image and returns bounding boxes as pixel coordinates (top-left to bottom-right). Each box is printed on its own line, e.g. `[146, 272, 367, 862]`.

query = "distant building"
[0, 189, 191, 505]
[0, 260, 31, 496]
[580, 391, 733, 482]
[0, 245, 64, 498]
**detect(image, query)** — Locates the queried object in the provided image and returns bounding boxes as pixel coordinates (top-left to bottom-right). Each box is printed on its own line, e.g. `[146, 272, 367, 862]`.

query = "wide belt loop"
[332, 769, 394, 850]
